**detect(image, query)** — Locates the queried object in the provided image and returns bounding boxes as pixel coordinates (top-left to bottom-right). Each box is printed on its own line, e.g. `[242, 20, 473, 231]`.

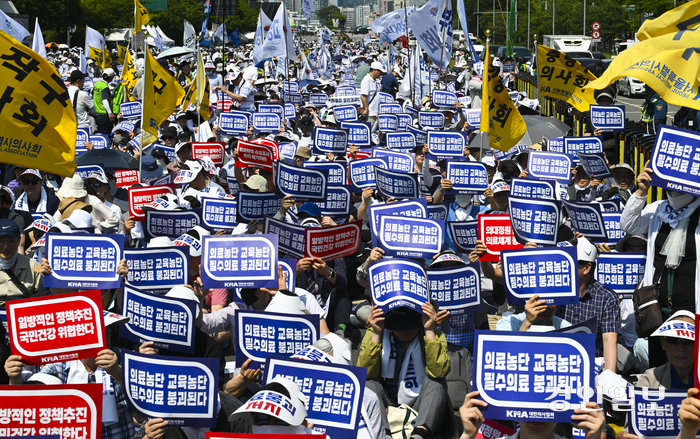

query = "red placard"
[235, 140, 274, 171]
[114, 169, 140, 187]
[476, 419, 517, 439]
[128, 184, 175, 220]
[191, 142, 226, 166]
[250, 138, 279, 161]
[207, 434, 312, 438]
[346, 149, 372, 160]
[695, 314, 700, 389]
[0, 384, 103, 439]
[304, 219, 362, 261]
[6, 290, 107, 365]
[478, 213, 524, 261]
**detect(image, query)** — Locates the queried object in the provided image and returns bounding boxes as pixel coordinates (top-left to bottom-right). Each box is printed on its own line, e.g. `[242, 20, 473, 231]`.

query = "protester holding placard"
[0, 219, 46, 305]
[568, 166, 602, 202]
[496, 294, 572, 332]
[13, 169, 61, 218]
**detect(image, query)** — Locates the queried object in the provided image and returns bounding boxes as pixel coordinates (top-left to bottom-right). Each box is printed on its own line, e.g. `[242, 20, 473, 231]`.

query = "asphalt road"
[616, 95, 680, 124]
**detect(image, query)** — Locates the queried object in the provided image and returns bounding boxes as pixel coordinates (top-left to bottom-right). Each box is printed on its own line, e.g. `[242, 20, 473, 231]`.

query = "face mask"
[455, 194, 471, 209]
[668, 191, 695, 210]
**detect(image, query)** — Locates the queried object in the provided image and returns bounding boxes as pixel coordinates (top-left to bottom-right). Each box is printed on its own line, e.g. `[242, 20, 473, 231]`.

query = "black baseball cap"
[69, 70, 87, 83]
[0, 219, 20, 239]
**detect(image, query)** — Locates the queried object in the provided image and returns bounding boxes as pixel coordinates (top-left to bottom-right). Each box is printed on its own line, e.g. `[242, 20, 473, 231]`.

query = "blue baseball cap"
[0, 219, 20, 238]
[298, 202, 321, 218]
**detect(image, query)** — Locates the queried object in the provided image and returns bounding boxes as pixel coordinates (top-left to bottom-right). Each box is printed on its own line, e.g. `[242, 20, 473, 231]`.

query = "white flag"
[369, 8, 415, 42]
[184, 20, 197, 49]
[79, 48, 88, 73]
[299, 50, 314, 80]
[0, 10, 29, 42]
[260, 5, 297, 63]
[213, 23, 228, 45]
[149, 25, 167, 51]
[32, 18, 46, 58]
[407, 0, 452, 70]
[302, 0, 315, 20]
[252, 10, 272, 67]
[85, 25, 106, 52]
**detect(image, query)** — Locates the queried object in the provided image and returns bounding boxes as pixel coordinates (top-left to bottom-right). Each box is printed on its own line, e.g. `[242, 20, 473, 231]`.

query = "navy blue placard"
[509, 177, 556, 200]
[650, 125, 700, 197]
[200, 235, 278, 289]
[602, 212, 625, 244]
[368, 258, 429, 314]
[547, 137, 564, 153]
[284, 103, 296, 120]
[598, 199, 621, 212]
[427, 131, 466, 159]
[419, 112, 445, 129]
[263, 355, 367, 439]
[252, 113, 281, 132]
[378, 114, 398, 132]
[404, 104, 418, 120]
[120, 101, 142, 120]
[493, 145, 522, 160]
[144, 142, 176, 163]
[202, 198, 239, 229]
[226, 178, 241, 197]
[317, 185, 352, 218]
[590, 105, 625, 132]
[336, 86, 356, 96]
[427, 203, 449, 221]
[427, 262, 482, 314]
[577, 152, 612, 179]
[121, 285, 197, 353]
[379, 103, 402, 114]
[313, 126, 348, 155]
[275, 160, 328, 202]
[508, 197, 561, 246]
[258, 104, 284, 118]
[264, 216, 306, 258]
[563, 200, 608, 241]
[287, 92, 303, 105]
[595, 252, 646, 299]
[368, 198, 428, 236]
[386, 132, 416, 152]
[122, 350, 219, 428]
[234, 309, 320, 368]
[407, 126, 427, 144]
[75, 164, 106, 179]
[145, 209, 201, 240]
[379, 92, 394, 104]
[124, 246, 190, 292]
[372, 148, 415, 173]
[310, 93, 329, 106]
[45, 233, 124, 289]
[278, 142, 299, 161]
[432, 90, 458, 107]
[349, 157, 386, 189]
[473, 330, 595, 423]
[236, 191, 282, 223]
[446, 161, 489, 194]
[278, 258, 297, 290]
[372, 216, 444, 258]
[219, 112, 249, 134]
[89, 135, 109, 149]
[334, 105, 358, 122]
[527, 151, 572, 184]
[502, 246, 579, 305]
[629, 388, 687, 438]
[397, 114, 412, 131]
[283, 81, 300, 93]
[375, 166, 420, 199]
[304, 161, 347, 185]
[449, 220, 479, 252]
[341, 121, 372, 146]
[564, 136, 603, 154]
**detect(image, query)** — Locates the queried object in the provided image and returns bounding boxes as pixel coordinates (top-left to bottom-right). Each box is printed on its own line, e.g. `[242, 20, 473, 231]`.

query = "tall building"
[354, 4, 371, 26]
[343, 7, 356, 29]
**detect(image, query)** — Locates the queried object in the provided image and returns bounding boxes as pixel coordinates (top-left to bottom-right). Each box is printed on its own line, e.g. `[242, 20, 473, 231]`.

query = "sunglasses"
[664, 337, 694, 346]
[91, 182, 107, 188]
[162, 136, 174, 141]
[21, 179, 41, 185]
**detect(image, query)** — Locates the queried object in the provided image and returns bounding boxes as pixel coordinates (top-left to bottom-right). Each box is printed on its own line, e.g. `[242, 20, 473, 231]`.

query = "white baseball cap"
[370, 61, 386, 73]
[174, 160, 203, 184]
[576, 236, 598, 262]
[165, 285, 201, 318]
[229, 376, 307, 425]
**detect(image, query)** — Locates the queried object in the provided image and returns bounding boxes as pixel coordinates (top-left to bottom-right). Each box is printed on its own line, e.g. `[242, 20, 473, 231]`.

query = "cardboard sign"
[218, 112, 249, 134]
[564, 136, 603, 154]
[372, 148, 415, 173]
[336, 86, 356, 96]
[45, 234, 124, 289]
[258, 104, 284, 119]
[234, 310, 320, 368]
[590, 105, 625, 132]
[317, 185, 352, 218]
[275, 160, 328, 202]
[284, 103, 296, 120]
[502, 247, 580, 305]
[114, 169, 139, 187]
[310, 93, 329, 106]
[427, 203, 449, 221]
[464, 109, 481, 128]
[397, 114, 413, 131]
[446, 161, 489, 194]
[128, 184, 175, 220]
[89, 135, 109, 149]
[252, 113, 281, 132]
[75, 164, 106, 179]
[509, 177, 555, 200]
[599, 199, 622, 212]
[7, 290, 106, 365]
[236, 191, 282, 223]
[379, 92, 394, 104]
[121, 285, 197, 353]
[508, 197, 561, 246]
[527, 151, 573, 184]
[200, 235, 279, 288]
[334, 105, 358, 122]
[191, 142, 225, 166]
[475, 419, 517, 439]
[407, 126, 427, 144]
[379, 103, 402, 114]
[629, 388, 690, 438]
[375, 166, 420, 199]
[478, 214, 524, 261]
[144, 210, 201, 240]
[427, 263, 482, 315]
[650, 125, 700, 197]
[419, 112, 445, 129]
[368, 198, 428, 236]
[263, 355, 367, 439]
[473, 330, 596, 422]
[199, 198, 237, 230]
[562, 200, 608, 241]
[368, 259, 429, 314]
[349, 157, 386, 189]
[341, 122, 372, 146]
[120, 101, 142, 120]
[278, 142, 298, 161]
[264, 216, 305, 258]
[427, 131, 467, 159]
[595, 252, 646, 299]
[449, 220, 479, 252]
[577, 152, 612, 179]
[313, 126, 349, 155]
[124, 246, 190, 292]
[304, 220, 362, 261]
[378, 114, 399, 132]
[373, 216, 444, 258]
[603, 212, 625, 243]
[0, 384, 103, 439]
[235, 140, 274, 171]
[432, 90, 458, 107]
[304, 161, 346, 186]
[122, 351, 219, 427]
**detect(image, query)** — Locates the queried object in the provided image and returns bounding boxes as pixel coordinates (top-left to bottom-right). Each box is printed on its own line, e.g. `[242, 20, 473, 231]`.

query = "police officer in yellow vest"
[93, 68, 117, 134]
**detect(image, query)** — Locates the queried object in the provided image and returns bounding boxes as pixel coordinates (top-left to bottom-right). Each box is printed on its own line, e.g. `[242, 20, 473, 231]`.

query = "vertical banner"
[595, 252, 646, 299]
[200, 235, 279, 288]
[368, 258, 429, 313]
[121, 285, 197, 353]
[304, 220, 362, 261]
[275, 160, 328, 202]
[374, 166, 420, 199]
[7, 290, 107, 365]
[478, 214, 524, 261]
[427, 262, 482, 314]
[124, 246, 190, 292]
[446, 162, 489, 194]
[372, 216, 444, 258]
[562, 200, 608, 241]
[501, 247, 580, 305]
[45, 234, 124, 289]
[122, 350, 219, 427]
[507, 197, 561, 246]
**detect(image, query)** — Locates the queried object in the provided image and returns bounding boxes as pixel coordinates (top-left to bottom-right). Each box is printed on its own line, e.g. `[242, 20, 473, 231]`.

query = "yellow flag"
[536, 45, 597, 113]
[120, 49, 139, 101]
[102, 45, 112, 70]
[143, 50, 186, 138]
[88, 46, 102, 64]
[585, 29, 700, 110]
[117, 45, 127, 65]
[480, 46, 527, 152]
[135, 0, 151, 31]
[637, 0, 700, 40]
[0, 31, 77, 177]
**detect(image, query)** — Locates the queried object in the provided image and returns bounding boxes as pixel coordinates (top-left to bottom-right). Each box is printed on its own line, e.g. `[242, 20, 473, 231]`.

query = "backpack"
[640, 96, 659, 123]
[445, 346, 472, 408]
[673, 106, 699, 130]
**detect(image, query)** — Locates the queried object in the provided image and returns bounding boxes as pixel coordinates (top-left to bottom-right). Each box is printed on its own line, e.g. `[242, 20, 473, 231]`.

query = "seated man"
[496, 294, 571, 332]
[357, 302, 452, 439]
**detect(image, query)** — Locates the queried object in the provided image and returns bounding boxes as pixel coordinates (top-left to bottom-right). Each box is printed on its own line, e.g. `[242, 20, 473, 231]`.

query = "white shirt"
[360, 74, 379, 117]
[235, 80, 256, 111]
[68, 85, 96, 131]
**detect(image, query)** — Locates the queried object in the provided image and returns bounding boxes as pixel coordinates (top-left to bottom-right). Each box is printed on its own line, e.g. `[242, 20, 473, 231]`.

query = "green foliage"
[317, 5, 346, 28]
[225, 0, 260, 35]
[150, 0, 205, 44]
[13, 0, 84, 44]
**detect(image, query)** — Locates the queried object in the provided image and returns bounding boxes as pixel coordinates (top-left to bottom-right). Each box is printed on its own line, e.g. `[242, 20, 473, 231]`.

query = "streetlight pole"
[552, 0, 555, 34]
[583, 0, 586, 35]
[527, 0, 530, 50]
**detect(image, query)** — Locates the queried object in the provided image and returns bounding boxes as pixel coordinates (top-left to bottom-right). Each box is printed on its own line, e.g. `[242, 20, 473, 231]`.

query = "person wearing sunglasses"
[13, 169, 60, 218]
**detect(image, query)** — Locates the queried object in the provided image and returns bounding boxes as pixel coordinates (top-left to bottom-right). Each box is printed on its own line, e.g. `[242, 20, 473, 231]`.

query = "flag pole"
[283, 7, 291, 100]
[139, 35, 147, 183]
[404, 7, 413, 107]
[197, 38, 202, 141]
[436, 0, 449, 91]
